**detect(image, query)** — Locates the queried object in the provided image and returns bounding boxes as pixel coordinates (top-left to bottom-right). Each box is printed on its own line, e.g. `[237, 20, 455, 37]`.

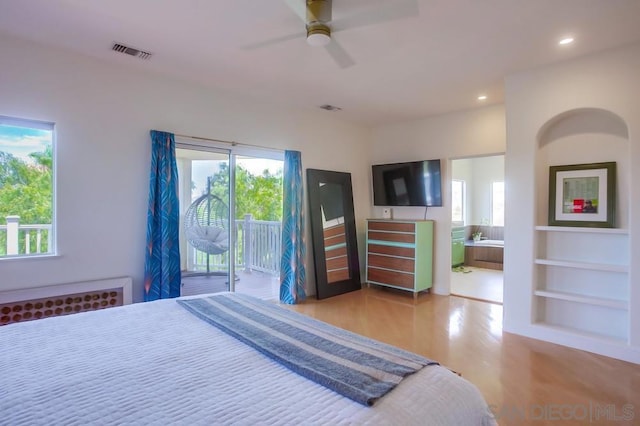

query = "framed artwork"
[548, 162, 616, 228]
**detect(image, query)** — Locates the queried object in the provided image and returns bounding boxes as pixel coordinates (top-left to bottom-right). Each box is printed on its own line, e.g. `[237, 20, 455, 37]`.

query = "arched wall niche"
[535, 107, 629, 228]
[537, 108, 629, 147]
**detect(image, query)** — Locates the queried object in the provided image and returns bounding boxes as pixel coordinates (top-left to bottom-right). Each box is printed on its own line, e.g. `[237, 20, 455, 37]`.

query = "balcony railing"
[1, 216, 52, 256]
[2, 215, 282, 276]
[187, 215, 282, 275]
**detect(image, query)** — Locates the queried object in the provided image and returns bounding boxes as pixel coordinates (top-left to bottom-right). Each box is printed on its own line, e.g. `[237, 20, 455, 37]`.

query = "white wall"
[504, 42, 640, 362]
[370, 106, 507, 294]
[0, 35, 371, 301]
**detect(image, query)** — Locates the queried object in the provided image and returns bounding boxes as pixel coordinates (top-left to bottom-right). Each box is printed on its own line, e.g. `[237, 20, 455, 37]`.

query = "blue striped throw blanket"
[177, 293, 438, 406]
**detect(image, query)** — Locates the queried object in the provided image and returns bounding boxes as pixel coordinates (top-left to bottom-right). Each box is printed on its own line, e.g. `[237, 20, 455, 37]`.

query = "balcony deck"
[181, 270, 280, 301]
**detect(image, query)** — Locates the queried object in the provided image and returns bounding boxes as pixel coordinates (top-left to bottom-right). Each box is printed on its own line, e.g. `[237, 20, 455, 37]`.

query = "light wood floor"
[289, 287, 639, 426]
[451, 266, 503, 304]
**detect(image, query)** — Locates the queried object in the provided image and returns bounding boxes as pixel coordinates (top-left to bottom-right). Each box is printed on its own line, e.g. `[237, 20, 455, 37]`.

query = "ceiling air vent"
[112, 43, 152, 60]
[319, 104, 342, 112]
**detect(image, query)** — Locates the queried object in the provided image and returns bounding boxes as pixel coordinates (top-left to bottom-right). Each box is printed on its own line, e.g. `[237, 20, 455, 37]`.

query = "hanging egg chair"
[183, 193, 229, 255]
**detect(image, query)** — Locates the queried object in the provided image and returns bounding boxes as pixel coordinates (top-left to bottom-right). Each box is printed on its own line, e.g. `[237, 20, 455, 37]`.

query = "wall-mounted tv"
[372, 159, 443, 207]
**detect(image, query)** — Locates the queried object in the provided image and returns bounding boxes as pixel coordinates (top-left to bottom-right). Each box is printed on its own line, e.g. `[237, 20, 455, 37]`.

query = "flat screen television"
[372, 159, 443, 207]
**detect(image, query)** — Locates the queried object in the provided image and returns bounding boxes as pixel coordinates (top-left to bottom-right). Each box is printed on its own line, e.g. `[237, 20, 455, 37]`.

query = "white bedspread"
[0, 294, 496, 425]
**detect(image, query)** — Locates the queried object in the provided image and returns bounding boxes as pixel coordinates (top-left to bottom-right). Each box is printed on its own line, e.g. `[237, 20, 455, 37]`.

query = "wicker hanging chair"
[184, 193, 229, 255]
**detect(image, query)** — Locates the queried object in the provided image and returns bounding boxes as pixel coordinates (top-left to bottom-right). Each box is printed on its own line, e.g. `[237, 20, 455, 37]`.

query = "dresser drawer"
[367, 267, 414, 289]
[368, 221, 415, 233]
[367, 231, 415, 244]
[325, 245, 347, 258]
[367, 244, 415, 258]
[327, 268, 350, 283]
[324, 233, 346, 247]
[368, 254, 415, 273]
[323, 224, 345, 238]
[326, 255, 349, 271]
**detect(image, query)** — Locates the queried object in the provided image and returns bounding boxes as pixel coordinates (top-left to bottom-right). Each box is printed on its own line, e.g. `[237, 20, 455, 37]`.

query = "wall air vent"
[112, 43, 152, 60]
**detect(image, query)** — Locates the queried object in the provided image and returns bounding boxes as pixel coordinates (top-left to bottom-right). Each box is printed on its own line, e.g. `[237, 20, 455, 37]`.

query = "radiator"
[0, 277, 132, 326]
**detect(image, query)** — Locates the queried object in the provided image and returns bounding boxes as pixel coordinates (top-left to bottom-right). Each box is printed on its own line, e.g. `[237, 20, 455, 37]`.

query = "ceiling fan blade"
[241, 33, 303, 50]
[325, 40, 355, 69]
[331, 0, 419, 33]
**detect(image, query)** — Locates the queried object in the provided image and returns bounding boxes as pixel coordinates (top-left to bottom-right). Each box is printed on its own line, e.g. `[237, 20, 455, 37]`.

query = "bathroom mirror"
[307, 169, 361, 299]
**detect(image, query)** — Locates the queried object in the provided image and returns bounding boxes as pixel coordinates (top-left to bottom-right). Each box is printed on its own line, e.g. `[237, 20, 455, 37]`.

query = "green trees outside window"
[205, 163, 283, 222]
[0, 119, 54, 257]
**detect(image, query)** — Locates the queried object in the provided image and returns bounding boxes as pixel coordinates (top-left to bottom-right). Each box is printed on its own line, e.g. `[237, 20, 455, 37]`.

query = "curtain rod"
[173, 132, 283, 153]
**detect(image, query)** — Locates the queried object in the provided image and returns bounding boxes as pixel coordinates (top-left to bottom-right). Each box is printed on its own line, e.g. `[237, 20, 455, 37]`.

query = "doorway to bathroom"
[450, 154, 504, 304]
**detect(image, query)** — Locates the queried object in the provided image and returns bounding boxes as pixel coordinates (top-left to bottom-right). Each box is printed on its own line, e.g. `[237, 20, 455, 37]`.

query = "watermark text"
[488, 402, 634, 422]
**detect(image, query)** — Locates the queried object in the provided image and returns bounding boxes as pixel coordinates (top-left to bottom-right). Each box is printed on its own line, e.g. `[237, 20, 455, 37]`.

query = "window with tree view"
[0, 116, 54, 258]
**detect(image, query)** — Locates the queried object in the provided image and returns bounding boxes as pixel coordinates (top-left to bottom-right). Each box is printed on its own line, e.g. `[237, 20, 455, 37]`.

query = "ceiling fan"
[243, 0, 419, 68]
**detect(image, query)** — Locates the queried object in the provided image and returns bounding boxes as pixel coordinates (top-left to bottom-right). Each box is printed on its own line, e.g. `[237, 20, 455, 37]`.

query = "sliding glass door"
[176, 141, 284, 299]
[176, 146, 233, 295]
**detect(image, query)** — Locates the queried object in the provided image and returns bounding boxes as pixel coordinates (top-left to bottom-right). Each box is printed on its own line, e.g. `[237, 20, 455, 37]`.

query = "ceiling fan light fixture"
[306, 23, 331, 46]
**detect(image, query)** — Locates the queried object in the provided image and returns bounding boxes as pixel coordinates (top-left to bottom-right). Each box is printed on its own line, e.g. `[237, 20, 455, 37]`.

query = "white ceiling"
[1, 0, 640, 126]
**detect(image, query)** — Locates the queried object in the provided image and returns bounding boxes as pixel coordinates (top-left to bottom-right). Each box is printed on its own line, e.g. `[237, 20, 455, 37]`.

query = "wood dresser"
[365, 219, 434, 299]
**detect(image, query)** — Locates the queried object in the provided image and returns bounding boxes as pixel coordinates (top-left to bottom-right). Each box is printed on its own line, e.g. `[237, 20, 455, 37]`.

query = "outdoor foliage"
[0, 147, 53, 254]
[0, 147, 52, 225]
[205, 163, 283, 221]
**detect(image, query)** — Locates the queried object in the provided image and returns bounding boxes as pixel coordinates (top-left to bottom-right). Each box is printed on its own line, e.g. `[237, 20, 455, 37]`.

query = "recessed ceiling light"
[559, 37, 574, 45]
[477, 95, 487, 101]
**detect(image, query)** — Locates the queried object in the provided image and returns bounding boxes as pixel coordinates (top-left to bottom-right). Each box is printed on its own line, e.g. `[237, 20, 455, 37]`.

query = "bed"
[1, 292, 495, 425]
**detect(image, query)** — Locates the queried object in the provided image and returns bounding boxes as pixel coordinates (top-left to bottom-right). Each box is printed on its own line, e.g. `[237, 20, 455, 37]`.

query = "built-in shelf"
[534, 258, 628, 273]
[535, 225, 629, 235]
[532, 323, 629, 345]
[534, 290, 628, 310]
[531, 107, 634, 362]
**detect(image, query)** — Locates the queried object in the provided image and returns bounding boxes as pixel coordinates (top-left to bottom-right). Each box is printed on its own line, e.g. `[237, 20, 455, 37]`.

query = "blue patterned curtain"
[144, 130, 181, 301]
[280, 150, 306, 304]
